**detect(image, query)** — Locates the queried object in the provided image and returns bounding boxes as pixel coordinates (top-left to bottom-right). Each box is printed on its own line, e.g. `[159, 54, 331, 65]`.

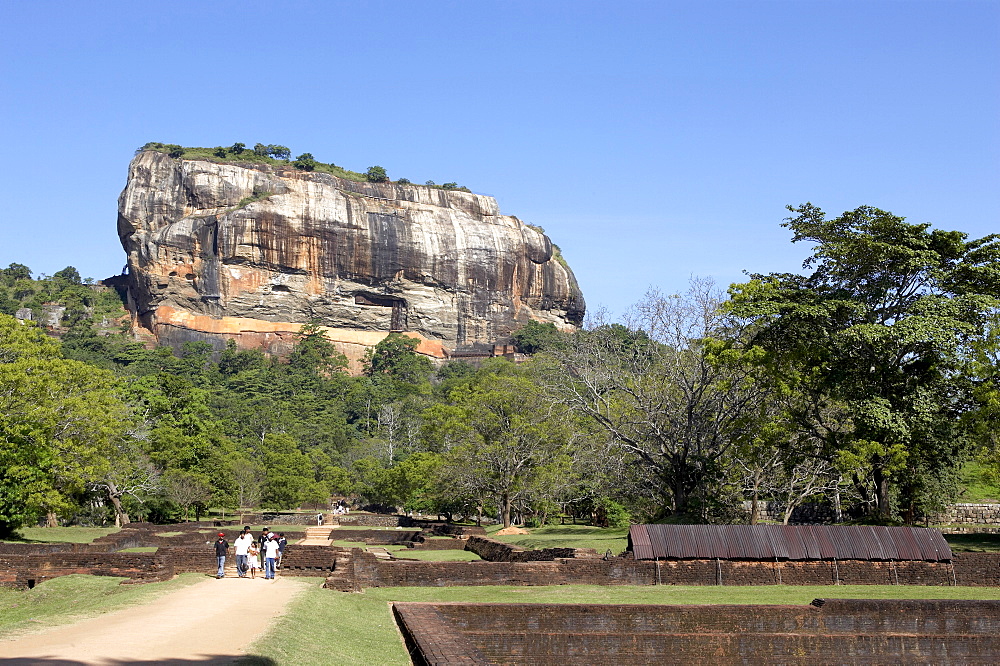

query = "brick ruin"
[5, 521, 1000, 663]
[393, 599, 1000, 665]
[3, 521, 1000, 593]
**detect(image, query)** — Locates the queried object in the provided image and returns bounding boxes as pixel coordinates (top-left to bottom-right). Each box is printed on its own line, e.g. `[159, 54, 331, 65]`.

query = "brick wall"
[278, 545, 336, 576]
[325, 549, 1000, 591]
[395, 600, 1000, 665]
[0, 552, 172, 589]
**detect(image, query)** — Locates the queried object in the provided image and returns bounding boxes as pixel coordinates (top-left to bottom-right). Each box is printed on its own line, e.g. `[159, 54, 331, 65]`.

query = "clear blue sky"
[2, 1, 997, 317]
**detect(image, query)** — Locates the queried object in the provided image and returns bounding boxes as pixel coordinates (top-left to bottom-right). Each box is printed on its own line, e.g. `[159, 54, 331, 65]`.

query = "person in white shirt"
[233, 526, 254, 578]
[264, 535, 280, 579]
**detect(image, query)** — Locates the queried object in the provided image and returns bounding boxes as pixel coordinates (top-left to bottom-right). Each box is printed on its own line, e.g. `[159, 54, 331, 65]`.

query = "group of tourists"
[213, 527, 286, 580]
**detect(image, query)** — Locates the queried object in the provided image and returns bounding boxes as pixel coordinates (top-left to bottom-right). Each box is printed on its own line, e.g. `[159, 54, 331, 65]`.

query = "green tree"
[729, 204, 1000, 520]
[293, 153, 316, 171]
[423, 369, 575, 528]
[267, 145, 291, 160]
[0, 315, 130, 535]
[289, 322, 348, 377]
[52, 266, 81, 285]
[512, 320, 561, 354]
[366, 165, 388, 183]
[1, 263, 31, 285]
[363, 332, 433, 395]
[230, 142, 246, 154]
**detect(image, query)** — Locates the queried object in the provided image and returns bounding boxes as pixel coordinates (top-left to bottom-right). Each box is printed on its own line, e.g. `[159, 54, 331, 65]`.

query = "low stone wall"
[325, 549, 1000, 591]
[932, 503, 1000, 526]
[394, 599, 1000, 664]
[464, 536, 599, 562]
[336, 514, 412, 528]
[261, 513, 333, 525]
[746, 501, 1000, 526]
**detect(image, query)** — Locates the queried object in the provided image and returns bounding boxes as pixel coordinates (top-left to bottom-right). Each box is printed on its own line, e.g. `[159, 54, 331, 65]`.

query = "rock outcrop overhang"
[116, 151, 585, 369]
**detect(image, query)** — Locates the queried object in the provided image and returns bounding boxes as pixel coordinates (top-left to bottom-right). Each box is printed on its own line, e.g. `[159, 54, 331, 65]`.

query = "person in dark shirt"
[214, 532, 229, 578]
[276, 533, 287, 568]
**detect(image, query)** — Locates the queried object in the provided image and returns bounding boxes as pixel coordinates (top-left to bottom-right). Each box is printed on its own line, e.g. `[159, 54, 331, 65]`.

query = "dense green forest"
[1, 204, 998, 536]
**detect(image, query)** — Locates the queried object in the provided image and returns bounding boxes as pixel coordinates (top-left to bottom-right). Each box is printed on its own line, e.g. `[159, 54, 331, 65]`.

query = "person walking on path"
[247, 541, 261, 579]
[263, 534, 280, 579]
[234, 526, 253, 577]
[258, 527, 270, 558]
[214, 532, 229, 579]
[276, 532, 287, 568]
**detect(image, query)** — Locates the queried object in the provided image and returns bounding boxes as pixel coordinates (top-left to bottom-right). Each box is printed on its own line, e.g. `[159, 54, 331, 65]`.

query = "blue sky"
[1, 1, 997, 317]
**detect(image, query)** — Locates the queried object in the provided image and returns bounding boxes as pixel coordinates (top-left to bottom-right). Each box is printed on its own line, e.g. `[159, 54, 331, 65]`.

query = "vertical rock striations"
[117, 150, 584, 367]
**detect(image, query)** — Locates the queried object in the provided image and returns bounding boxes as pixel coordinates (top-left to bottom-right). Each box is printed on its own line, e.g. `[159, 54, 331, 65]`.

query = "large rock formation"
[117, 151, 584, 368]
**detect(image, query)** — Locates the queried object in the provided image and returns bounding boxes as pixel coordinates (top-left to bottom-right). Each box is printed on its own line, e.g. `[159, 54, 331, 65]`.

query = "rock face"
[117, 151, 584, 368]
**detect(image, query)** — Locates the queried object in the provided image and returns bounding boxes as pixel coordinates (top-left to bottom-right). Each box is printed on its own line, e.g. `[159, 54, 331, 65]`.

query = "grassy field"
[0, 574, 203, 639]
[385, 546, 482, 562]
[2, 526, 122, 544]
[242, 580, 1000, 665]
[944, 533, 1000, 552]
[958, 461, 1000, 502]
[486, 524, 630, 554]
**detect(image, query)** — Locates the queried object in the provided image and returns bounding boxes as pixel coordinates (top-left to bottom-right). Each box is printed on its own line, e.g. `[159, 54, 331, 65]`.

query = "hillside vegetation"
[1, 203, 999, 536]
[140, 142, 472, 192]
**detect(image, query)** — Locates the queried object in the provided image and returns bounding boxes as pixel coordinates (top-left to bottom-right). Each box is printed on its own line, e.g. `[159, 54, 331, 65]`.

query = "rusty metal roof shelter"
[628, 525, 952, 562]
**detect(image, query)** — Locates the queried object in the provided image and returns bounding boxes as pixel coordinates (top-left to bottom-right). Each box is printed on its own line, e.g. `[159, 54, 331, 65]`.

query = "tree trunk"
[106, 481, 130, 527]
[749, 489, 760, 525]
[109, 494, 130, 527]
[873, 464, 891, 520]
[45, 511, 58, 528]
[501, 493, 512, 529]
[832, 480, 843, 523]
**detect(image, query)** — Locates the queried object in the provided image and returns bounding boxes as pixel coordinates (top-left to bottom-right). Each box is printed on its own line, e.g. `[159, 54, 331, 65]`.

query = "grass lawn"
[385, 547, 482, 562]
[945, 533, 1000, 552]
[958, 461, 1000, 502]
[119, 546, 158, 553]
[243, 580, 1000, 666]
[2, 526, 121, 544]
[486, 524, 630, 555]
[0, 574, 203, 639]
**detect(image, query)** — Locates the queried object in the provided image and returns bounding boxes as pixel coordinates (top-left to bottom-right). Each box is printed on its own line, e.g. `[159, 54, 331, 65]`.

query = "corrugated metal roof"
[627, 525, 952, 562]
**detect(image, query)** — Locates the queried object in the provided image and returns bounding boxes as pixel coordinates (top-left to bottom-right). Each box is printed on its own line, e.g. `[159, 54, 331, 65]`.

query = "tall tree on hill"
[728, 204, 1000, 520]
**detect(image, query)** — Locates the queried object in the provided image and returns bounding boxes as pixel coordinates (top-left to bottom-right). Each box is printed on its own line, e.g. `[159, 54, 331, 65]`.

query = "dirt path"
[0, 575, 312, 665]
